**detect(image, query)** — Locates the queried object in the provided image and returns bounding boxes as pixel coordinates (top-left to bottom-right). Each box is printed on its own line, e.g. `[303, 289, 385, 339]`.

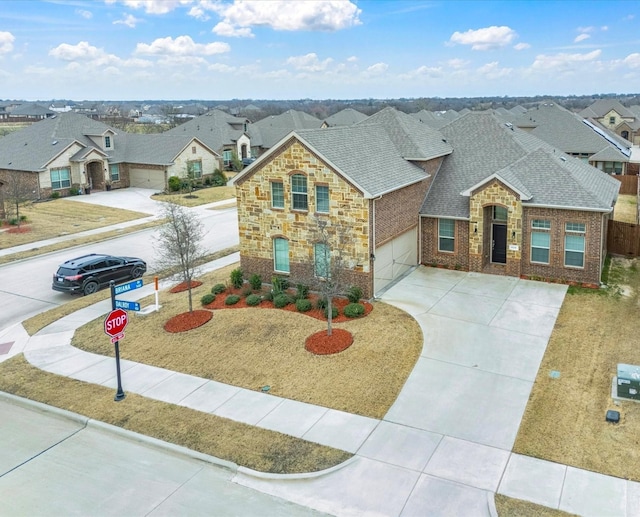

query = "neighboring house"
[0, 112, 220, 199]
[510, 102, 631, 175]
[322, 108, 368, 127]
[580, 99, 640, 145]
[232, 108, 453, 297]
[248, 110, 323, 157]
[7, 103, 55, 121]
[232, 108, 619, 297]
[165, 109, 251, 170]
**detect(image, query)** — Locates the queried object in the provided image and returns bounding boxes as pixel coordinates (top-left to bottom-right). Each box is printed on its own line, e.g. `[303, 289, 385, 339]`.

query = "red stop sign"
[104, 308, 128, 338]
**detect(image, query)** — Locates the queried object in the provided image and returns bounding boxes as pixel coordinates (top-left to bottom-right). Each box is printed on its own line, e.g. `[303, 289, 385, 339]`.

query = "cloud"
[449, 26, 517, 50]
[135, 35, 230, 56]
[286, 53, 333, 72]
[477, 61, 512, 79]
[623, 53, 640, 69]
[447, 58, 469, 69]
[211, 0, 362, 35]
[76, 9, 93, 19]
[400, 65, 444, 80]
[188, 5, 209, 21]
[365, 62, 388, 75]
[49, 41, 104, 61]
[212, 21, 254, 38]
[531, 49, 602, 71]
[114, 14, 141, 28]
[0, 32, 15, 55]
[105, 0, 193, 15]
[514, 42, 530, 50]
[574, 33, 590, 43]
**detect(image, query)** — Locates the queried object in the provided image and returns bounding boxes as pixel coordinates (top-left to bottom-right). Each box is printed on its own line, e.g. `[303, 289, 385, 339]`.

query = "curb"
[237, 454, 358, 481]
[0, 391, 238, 473]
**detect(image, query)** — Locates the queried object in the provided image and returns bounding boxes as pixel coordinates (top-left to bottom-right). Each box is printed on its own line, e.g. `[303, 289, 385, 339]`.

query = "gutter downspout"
[371, 195, 382, 298]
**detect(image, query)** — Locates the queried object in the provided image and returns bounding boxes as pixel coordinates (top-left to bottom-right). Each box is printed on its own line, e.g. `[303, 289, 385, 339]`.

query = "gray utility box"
[617, 364, 640, 400]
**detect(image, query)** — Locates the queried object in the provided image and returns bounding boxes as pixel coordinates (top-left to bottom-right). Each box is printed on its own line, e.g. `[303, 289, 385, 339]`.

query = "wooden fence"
[608, 219, 640, 257]
[613, 175, 639, 195]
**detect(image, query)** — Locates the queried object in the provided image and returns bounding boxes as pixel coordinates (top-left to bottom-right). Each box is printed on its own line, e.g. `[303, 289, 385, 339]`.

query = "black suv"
[52, 254, 147, 295]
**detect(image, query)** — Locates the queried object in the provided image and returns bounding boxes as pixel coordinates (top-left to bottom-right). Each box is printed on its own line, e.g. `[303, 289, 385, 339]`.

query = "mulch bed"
[163, 310, 212, 333]
[305, 328, 354, 355]
[4, 225, 31, 234]
[169, 280, 203, 293]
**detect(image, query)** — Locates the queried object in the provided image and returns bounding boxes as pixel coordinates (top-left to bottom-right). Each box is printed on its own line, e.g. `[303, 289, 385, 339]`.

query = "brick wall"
[420, 217, 470, 269]
[375, 179, 430, 246]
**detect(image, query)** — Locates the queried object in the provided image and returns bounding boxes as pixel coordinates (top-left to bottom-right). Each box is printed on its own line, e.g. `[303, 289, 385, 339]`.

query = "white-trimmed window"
[602, 161, 623, 175]
[564, 222, 586, 268]
[222, 149, 232, 167]
[188, 160, 202, 178]
[271, 182, 284, 209]
[314, 243, 330, 278]
[438, 219, 455, 252]
[104, 135, 111, 149]
[291, 174, 308, 211]
[273, 238, 290, 273]
[531, 219, 551, 264]
[50, 167, 71, 189]
[316, 185, 329, 213]
[109, 164, 120, 182]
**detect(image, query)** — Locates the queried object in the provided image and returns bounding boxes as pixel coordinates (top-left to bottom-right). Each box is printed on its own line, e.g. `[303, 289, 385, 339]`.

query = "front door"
[492, 224, 507, 264]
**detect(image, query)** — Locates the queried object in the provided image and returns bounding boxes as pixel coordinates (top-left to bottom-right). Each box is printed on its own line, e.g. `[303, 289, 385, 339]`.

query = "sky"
[1, 0, 639, 101]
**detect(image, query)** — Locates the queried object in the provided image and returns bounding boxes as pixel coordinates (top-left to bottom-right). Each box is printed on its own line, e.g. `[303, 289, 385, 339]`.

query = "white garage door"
[129, 168, 165, 191]
[373, 227, 418, 295]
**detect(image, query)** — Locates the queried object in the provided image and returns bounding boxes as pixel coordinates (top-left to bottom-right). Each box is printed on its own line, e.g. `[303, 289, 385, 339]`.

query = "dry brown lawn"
[613, 194, 638, 223]
[495, 494, 577, 516]
[514, 257, 640, 482]
[151, 185, 235, 207]
[0, 198, 149, 249]
[72, 264, 423, 419]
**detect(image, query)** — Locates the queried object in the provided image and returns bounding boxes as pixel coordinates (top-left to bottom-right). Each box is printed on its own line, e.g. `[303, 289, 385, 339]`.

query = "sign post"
[106, 281, 129, 401]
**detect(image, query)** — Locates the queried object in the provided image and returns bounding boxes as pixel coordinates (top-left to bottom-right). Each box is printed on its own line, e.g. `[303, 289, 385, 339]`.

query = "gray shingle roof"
[579, 99, 636, 119]
[323, 108, 368, 127]
[165, 109, 249, 152]
[421, 111, 619, 218]
[356, 107, 453, 160]
[249, 110, 323, 149]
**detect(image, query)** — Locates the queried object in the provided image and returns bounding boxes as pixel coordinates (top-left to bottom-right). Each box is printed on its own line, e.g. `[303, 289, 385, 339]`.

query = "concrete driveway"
[64, 187, 167, 216]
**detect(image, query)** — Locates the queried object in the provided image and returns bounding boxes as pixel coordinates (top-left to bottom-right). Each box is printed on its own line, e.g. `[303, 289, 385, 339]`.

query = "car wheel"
[83, 281, 99, 296]
[131, 266, 144, 278]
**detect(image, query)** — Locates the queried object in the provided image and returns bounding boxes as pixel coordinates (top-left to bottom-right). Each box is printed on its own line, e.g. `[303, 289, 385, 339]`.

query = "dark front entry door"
[492, 224, 507, 264]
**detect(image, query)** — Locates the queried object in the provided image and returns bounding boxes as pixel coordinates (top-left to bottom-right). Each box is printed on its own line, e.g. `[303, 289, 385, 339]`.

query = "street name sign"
[114, 279, 143, 295]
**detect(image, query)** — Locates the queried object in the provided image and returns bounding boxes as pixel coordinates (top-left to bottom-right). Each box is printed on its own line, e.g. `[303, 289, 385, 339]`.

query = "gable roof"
[323, 108, 368, 127]
[421, 111, 619, 218]
[165, 109, 249, 151]
[249, 110, 323, 149]
[110, 134, 218, 165]
[356, 107, 453, 160]
[579, 99, 636, 119]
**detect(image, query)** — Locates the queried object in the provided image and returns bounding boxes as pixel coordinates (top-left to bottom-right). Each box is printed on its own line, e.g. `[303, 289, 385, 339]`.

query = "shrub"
[50, 191, 60, 199]
[262, 290, 274, 302]
[19, 215, 27, 222]
[324, 306, 339, 319]
[230, 268, 244, 289]
[204, 175, 212, 186]
[211, 283, 226, 295]
[242, 285, 253, 297]
[295, 283, 309, 300]
[201, 293, 215, 305]
[249, 273, 262, 291]
[8, 217, 18, 225]
[225, 294, 241, 305]
[271, 275, 289, 295]
[69, 187, 80, 196]
[295, 299, 312, 312]
[274, 293, 291, 308]
[246, 294, 261, 306]
[346, 285, 363, 303]
[212, 168, 227, 187]
[316, 297, 328, 309]
[344, 303, 365, 318]
[168, 176, 181, 192]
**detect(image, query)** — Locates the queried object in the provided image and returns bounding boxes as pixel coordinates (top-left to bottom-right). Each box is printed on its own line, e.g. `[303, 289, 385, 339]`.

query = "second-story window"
[104, 135, 111, 149]
[291, 174, 308, 211]
[316, 185, 329, 213]
[271, 181, 284, 209]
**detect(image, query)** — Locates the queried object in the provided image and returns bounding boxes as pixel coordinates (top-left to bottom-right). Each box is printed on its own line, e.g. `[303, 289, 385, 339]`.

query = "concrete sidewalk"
[1, 265, 638, 516]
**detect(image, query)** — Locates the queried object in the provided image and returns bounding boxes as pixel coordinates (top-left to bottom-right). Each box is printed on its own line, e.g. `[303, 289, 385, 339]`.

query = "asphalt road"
[0, 205, 239, 331]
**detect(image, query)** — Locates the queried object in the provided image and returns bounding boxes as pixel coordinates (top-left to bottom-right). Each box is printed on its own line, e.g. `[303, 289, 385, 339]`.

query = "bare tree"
[3, 170, 35, 225]
[312, 219, 353, 336]
[154, 202, 207, 312]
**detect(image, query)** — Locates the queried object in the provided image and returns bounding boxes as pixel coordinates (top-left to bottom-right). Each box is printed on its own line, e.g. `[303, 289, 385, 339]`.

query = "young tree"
[154, 202, 207, 313]
[3, 170, 35, 226]
[312, 219, 353, 336]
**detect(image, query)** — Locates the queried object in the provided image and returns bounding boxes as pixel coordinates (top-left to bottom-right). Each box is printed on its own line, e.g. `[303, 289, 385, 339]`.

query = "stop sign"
[104, 308, 128, 339]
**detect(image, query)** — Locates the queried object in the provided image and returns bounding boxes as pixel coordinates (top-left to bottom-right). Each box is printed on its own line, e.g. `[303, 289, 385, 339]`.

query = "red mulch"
[305, 328, 354, 355]
[169, 280, 203, 293]
[203, 289, 373, 323]
[163, 310, 212, 333]
[6, 225, 31, 234]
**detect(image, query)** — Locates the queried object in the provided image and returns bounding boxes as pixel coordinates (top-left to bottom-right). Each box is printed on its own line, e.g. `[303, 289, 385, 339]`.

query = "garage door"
[373, 227, 417, 295]
[129, 168, 165, 191]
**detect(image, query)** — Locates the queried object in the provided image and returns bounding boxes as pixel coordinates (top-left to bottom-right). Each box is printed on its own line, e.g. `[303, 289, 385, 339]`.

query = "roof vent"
[560, 156, 567, 161]
[505, 123, 513, 128]
[52, 140, 58, 145]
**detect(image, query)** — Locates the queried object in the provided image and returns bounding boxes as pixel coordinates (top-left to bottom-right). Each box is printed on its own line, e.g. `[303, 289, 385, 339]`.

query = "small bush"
[242, 285, 253, 297]
[204, 175, 212, 186]
[316, 297, 328, 309]
[225, 294, 241, 305]
[19, 215, 27, 222]
[274, 293, 291, 308]
[249, 273, 262, 291]
[69, 187, 80, 196]
[246, 294, 261, 306]
[201, 293, 215, 305]
[168, 176, 181, 192]
[211, 283, 226, 294]
[295, 299, 312, 312]
[295, 283, 309, 300]
[230, 268, 244, 289]
[50, 191, 61, 199]
[344, 303, 365, 318]
[212, 168, 227, 187]
[262, 290, 274, 302]
[271, 275, 289, 295]
[346, 285, 363, 303]
[8, 217, 18, 225]
[324, 306, 339, 319]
